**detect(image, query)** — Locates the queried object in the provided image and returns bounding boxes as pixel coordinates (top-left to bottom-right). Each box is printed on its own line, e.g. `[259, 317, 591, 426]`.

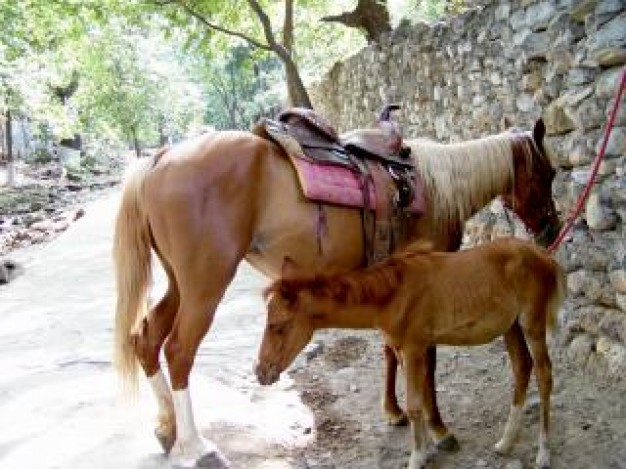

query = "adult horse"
[113, 117, 560, 467]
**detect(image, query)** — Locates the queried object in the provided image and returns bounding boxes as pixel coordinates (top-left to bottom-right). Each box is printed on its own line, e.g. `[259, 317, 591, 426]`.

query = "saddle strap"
[364, 161, 396, 265]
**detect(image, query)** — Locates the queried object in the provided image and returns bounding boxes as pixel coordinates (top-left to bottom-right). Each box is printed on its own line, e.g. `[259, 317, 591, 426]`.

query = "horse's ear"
[281, 256, 301, 279]
[500, 116, 512, 131]
[533, 118, 546, 145]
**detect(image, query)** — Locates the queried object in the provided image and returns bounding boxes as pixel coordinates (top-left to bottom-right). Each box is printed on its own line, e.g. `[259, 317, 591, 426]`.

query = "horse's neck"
[411, 135, 514, 226]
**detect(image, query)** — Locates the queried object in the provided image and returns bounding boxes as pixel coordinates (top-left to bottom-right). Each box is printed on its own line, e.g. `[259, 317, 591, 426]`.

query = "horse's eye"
[270, 324, 284, 334]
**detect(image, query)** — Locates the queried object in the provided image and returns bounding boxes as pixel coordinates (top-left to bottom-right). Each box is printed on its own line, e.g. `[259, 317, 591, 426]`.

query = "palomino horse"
[256, 237, 566, 469]
[113, 119, 560, 466]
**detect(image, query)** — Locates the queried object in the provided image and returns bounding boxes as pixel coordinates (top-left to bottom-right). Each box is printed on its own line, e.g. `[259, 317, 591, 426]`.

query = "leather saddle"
[272, 104, 413, 170]
[260, 104, 418, 264]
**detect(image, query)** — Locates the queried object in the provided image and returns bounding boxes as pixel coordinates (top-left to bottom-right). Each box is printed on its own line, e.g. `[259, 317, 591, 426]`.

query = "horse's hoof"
[196, 450, 231, 468]
[436, 434, 460, 452]
[155, 428, 175, 454]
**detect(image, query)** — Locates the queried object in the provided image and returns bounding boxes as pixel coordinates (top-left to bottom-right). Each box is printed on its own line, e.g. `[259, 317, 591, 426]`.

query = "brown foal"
[256, 237, 566, 469]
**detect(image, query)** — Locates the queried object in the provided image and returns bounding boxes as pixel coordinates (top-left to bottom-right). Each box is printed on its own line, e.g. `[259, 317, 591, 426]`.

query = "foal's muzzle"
[254, 361, 281, 386]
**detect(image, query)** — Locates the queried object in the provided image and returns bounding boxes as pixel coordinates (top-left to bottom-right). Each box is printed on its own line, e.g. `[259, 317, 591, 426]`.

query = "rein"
[547, 67, 625, 253]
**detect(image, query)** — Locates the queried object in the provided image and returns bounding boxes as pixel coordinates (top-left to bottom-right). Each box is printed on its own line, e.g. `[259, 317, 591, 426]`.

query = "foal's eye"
[269, 324, 285, 334]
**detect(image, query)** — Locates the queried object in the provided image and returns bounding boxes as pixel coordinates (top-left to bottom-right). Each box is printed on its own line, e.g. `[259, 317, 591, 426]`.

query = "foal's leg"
[383, 345, 458, 450]
[495, 322, 533, 455]
[423, 346, 459, 451]
[382, 344, 407, 425]
[526, 334, 553, 469]
[404, 348, 429, 469]
[132, 276, 179, 453]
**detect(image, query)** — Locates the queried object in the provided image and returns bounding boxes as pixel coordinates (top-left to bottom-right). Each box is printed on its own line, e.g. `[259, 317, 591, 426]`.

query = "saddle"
[261, 105, 419, 264]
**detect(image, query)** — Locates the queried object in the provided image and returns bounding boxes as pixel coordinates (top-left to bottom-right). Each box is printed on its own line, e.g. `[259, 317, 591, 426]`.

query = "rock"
[570, 0, 598, 23]
[608, 270, 626, 293]
[0, 259, 23, 285]
[567, 334, 595, 365]
[595, 67, 624, 97]
[598, 310, 626, 342]
[504, 459, 524, 469]
[305, 342, 324, 362]
[544, 99, 577, 134]
[595, 337, 626, 378]
[526, 2, 557, 31]
[587, 14, 626, 53]
[599, 127, 626, 158]
[594, 47, 626, 66]
[585, 192, 617, 230]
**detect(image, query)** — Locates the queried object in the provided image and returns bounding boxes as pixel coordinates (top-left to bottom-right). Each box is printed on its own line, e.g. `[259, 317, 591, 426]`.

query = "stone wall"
[310, 0, 626, 378]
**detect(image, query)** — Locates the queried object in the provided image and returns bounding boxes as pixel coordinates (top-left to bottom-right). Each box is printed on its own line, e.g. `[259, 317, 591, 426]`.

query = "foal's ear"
[533, 118, 546, 145]
[281, 256, 301, 279]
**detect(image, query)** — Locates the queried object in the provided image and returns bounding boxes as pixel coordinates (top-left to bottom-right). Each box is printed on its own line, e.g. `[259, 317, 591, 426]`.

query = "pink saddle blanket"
[290, 157, 425, 213]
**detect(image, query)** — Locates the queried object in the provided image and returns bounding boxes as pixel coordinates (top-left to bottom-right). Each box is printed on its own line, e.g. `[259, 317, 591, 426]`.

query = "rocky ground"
[0, 160, 122, 262]
[284, 328, 625, 469]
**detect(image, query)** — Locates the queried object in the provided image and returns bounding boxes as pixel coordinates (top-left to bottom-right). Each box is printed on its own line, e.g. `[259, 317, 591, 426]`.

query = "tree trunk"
[321, 0, 391, 44]
[131, 127, 141, 158]
[5, 109, 15, 187]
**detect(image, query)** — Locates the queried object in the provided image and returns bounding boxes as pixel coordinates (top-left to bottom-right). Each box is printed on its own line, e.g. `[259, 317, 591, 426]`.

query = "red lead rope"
[548, 66, 626, 253]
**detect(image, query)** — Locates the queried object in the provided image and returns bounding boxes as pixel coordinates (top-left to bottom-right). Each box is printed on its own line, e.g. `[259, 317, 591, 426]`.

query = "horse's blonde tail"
[113, 157, 154, 393]
[546, 258, 566, 339]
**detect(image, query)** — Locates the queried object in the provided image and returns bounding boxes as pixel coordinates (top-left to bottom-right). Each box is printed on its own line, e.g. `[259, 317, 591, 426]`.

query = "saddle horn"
[378, 104, 401, 122]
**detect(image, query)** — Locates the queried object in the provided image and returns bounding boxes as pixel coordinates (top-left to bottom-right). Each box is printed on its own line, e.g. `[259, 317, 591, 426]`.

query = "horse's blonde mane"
[407, 133, 524, 229]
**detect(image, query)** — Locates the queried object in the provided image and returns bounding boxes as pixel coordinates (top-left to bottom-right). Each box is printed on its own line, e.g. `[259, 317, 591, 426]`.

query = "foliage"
[392, 0, 467, 23]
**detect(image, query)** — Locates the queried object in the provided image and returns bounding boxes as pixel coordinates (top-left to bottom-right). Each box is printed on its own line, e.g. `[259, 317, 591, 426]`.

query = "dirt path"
[286, 329, 625, 469]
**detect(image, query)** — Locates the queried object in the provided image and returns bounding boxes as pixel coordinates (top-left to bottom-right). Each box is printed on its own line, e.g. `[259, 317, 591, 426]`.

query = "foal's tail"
[113, 156, 156, 391]
[546, 257, 567, 338]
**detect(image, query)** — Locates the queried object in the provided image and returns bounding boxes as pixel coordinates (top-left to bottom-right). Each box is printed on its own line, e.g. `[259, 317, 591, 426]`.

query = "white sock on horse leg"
[172, 388, 200, 443]
[149, 371, 174, 415]
[494, 404, 522, 454]
[149, 370, 175, 433]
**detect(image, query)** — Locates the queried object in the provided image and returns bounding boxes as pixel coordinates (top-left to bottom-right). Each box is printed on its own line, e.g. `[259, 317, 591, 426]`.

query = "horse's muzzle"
[535, 218, 562, 248]
[254, 361, 281, 386]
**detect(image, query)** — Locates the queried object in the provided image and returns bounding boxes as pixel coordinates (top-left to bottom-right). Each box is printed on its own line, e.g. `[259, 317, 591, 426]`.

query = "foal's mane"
[265, 241, 435, 307]
[407, 131, 534, 228]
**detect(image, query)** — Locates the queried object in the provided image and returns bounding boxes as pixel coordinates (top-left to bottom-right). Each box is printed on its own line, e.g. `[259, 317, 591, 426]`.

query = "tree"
[146, 0, 365, 110]
[321, 0, 392, 43]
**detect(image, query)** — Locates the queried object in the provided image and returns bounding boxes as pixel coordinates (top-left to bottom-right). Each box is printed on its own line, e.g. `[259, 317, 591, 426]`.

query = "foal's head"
[501, 119, 561, 247]
[255, 260, 317, 385]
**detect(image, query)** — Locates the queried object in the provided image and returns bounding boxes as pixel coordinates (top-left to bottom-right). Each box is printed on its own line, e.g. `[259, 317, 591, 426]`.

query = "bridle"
[499, 67, 625, 253]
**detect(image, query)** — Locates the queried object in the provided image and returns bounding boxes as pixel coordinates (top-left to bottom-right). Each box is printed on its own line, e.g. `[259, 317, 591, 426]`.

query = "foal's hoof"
[384, 405, 408, 426]
[196, 450, 231, 468]
[155, 427, 176, 454]
[435, 434, 460, 452]
[386, 412, 409, 426]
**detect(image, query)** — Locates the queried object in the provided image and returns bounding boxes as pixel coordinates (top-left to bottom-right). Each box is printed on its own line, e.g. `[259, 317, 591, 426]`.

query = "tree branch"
[283, 0, 294, 54]
[172, 0, 272, 51]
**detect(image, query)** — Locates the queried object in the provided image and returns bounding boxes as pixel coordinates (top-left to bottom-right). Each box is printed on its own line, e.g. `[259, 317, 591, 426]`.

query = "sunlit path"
[0, 193, 314, 468]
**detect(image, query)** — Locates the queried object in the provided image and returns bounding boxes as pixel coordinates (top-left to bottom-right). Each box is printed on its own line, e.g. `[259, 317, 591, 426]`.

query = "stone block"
[609, 269, 626, 293]
[526, 2, 557, 31]
[570, 0, 598, 22]
[586, 13, 626, 52]
[586, 192, 617, 230]
[597, 127, 625, 157]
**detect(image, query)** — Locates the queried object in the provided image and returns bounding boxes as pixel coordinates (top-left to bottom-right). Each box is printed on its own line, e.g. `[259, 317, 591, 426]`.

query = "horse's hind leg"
[132, 268, 179, 453]
[525, 333, 553, 469]
[495, 322, 533, 455]
[164, 255, 240, 469]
